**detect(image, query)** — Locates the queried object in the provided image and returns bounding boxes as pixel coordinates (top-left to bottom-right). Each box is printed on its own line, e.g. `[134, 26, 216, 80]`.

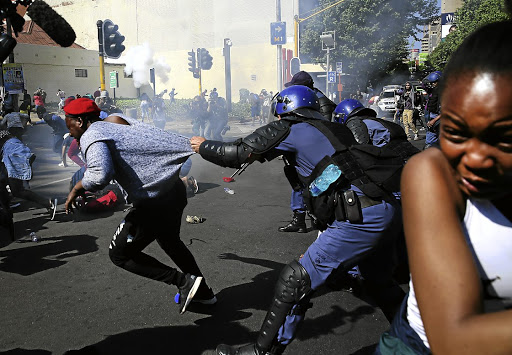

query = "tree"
[429, 0, 510, 69]
[299, 0, 438, 88]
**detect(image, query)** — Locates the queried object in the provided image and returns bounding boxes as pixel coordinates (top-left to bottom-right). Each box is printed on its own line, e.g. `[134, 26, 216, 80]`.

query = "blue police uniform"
[272, 123, 402, 345]
[199, 86, 405, 355]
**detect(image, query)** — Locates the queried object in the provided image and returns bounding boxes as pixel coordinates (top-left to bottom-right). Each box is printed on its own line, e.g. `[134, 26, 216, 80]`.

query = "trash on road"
[223, 177, 234, 183]
[223, 187, 235, 195]
[30, 232, 40, 242]
[186, 215, 205, 224]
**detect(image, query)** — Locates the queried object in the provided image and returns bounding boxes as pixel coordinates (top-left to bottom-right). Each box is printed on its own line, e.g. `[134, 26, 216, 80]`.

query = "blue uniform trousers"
[277, 200, 402, 345]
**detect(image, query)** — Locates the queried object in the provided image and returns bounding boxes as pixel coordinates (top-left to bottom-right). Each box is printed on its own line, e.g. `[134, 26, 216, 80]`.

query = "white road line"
[32, 177, 70, 188]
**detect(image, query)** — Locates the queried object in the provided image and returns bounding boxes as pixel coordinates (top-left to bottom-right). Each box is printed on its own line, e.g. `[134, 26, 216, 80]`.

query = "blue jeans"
[375, 295, 431, 354]
[2, 137, 34, 180]
[425, 112, 439, 147]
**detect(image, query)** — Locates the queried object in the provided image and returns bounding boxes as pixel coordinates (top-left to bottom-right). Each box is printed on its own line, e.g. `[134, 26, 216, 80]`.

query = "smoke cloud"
[123, 43, 171, 88]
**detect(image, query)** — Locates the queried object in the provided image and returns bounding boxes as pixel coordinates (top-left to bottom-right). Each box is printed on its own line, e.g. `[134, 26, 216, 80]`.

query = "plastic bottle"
[223, 187, 235, 195]
[309, 164, 342, 197]
[30, 232, 39, 242]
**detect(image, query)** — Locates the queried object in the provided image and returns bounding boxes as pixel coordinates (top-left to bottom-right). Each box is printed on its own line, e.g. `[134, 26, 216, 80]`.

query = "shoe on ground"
[278, 212, 307, 233]
[48, 198, 58, 221]
[414, 134, 420, 141]
[177, 274, 203, 314]
[188, 176, 199, 193]
[58, 162, 65, 167]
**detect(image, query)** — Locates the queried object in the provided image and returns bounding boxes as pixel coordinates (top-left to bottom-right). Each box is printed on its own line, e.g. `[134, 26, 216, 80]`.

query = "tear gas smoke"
[123, 43, 171, 88]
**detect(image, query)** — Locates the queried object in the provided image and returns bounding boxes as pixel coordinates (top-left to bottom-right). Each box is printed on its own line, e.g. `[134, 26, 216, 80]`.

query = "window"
[75, 69, 88, 78]
[124, 71, 132, 78]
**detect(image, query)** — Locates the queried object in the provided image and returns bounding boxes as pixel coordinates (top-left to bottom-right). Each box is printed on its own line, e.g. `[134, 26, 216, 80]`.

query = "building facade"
[45, 0, 300, 100]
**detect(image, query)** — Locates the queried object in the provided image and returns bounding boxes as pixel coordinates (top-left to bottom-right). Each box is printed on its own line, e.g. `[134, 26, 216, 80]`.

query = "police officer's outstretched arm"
[190, 119, 291, 168]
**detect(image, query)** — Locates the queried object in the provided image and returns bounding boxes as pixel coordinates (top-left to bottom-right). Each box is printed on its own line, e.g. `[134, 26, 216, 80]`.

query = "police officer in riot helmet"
[334, 98, 419, 160]
[191, 85, 405, 355]
[278, 71, 336, 234]
[284, 70, 336, 121]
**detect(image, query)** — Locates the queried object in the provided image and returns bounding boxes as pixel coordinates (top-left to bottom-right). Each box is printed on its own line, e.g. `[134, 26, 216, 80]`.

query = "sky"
[410, 0, 442, 49]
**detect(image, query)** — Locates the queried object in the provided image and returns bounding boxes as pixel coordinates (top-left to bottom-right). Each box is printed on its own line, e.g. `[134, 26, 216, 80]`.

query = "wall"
[11, 43, 139, 103]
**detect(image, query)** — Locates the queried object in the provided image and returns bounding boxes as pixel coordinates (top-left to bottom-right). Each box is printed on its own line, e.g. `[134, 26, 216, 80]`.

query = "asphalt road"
[0, 117, 425, 355]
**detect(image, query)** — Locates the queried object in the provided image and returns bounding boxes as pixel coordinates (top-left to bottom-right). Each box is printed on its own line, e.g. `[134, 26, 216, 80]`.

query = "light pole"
[223, 38, 232, 112]
[320, 31, 335, 98]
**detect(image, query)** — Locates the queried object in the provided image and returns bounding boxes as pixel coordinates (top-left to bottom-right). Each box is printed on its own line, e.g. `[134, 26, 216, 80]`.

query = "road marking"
[31, 177, 70, 188]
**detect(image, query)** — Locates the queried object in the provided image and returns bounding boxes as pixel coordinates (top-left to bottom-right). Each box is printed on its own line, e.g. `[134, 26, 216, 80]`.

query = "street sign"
[328, 71, 336, 83]
[336, 62, 343, 74]
[109, 71, 118, 89]
[270, 22, 286, 45]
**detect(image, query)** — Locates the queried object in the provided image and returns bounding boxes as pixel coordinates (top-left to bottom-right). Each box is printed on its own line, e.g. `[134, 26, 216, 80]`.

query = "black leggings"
[108, 182, 203, 286]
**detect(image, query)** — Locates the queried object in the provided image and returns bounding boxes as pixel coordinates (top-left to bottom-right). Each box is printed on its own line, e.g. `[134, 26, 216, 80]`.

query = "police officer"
[279, 71, 336, 233]
[333, 98, 420, 160]
[191, 86, 405, 355]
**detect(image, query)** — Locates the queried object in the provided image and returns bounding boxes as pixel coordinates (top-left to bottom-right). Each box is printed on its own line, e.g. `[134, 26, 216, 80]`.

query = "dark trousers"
[108, 181, 203, 286]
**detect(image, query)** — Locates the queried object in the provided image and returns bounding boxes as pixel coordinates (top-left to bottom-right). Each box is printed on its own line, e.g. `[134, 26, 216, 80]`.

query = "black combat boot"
[278, 210, 307, 233]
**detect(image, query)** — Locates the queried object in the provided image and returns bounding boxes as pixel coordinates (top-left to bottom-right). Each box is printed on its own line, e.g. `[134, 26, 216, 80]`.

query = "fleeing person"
[64, 98, 216, 314]
[376, 20, 512, 354]
[0, 129, 57, 220]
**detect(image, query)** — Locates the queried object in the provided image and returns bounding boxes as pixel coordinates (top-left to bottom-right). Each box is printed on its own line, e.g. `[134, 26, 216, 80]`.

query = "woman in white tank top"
[377, 19, 512, 355]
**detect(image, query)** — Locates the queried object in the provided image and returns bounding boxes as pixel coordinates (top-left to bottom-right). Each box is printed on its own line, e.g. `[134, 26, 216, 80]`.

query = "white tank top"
[407, 198, 512, 349]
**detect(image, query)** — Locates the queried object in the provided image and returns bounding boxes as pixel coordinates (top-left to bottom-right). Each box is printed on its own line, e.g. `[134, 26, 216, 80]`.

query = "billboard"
[2, 63, 24, 94]
[441, 13, 457, 38]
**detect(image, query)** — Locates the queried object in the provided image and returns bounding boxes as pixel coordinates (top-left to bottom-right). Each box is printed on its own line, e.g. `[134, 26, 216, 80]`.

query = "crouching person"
[64, 98, 216, 314]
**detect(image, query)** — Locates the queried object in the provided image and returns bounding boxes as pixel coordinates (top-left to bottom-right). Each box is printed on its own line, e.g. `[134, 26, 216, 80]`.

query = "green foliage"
[429, 0, 510, 69]
[299, 0, 438, 86]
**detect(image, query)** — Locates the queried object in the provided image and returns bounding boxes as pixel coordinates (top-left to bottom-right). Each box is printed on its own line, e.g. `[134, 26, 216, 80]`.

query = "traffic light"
[188, 50, 196, 73]
[193, 68, 200, 79]
[197, 48, 213, 70]
[102, 19, 125, 59]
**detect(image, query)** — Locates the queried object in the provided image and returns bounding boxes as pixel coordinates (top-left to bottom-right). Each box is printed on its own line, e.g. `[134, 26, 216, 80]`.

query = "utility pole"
[97, 20, 106, 91]
[276, 0, 282, 91]
[223, 38, 232, 112]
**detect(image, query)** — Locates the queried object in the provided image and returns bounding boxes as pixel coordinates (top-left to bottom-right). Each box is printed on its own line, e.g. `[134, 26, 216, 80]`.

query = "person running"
[376, 20, 512, 354]
[63, 98, 216, 314]
[0, 129, 57, 220]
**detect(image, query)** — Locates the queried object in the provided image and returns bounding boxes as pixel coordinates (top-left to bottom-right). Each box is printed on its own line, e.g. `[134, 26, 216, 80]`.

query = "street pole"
[276, 0, 282, 91]
[326, 47, 330, 97]
[97, 20, 106, 91]
[6, 19, 18, 111]
[224, 38, 232, 112]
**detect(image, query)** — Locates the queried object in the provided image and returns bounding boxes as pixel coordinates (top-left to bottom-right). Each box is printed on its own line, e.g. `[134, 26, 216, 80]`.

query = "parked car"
[376, 89, 399, 118]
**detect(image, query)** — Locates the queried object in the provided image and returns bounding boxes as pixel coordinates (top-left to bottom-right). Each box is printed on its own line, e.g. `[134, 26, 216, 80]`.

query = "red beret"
[63, 97, 101, 116]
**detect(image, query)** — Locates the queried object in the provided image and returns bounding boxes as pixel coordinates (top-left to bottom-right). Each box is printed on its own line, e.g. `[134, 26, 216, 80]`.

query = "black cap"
[284, 71, 314, 89]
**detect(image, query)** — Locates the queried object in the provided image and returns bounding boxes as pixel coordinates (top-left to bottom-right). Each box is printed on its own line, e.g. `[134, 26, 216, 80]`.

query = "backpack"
[296, 120, 413, 229]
